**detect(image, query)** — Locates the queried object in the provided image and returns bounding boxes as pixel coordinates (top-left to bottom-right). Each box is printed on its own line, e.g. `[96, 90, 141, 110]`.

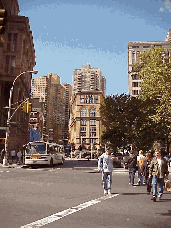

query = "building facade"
[127, 30, 171, 96]
[61, 83, 72, 145]
[72, 63, 106, 97]
[0, 0, 36, 151]
[69, 64, 106, 153]
[32, 74, 72, 144]
[69, 91, 105, 152]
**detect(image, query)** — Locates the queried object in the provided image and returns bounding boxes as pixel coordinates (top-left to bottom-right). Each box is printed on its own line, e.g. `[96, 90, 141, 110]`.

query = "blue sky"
[18, 0, 171, 96]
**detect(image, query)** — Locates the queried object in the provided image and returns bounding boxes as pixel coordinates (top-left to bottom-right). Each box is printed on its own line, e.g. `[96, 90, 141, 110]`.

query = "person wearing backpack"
[137, 150, 146, 185]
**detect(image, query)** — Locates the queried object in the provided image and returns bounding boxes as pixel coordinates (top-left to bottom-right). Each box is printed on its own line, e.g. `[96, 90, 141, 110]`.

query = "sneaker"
[158, 195, 162, 200]
[153, 197, 156, 202]
[108, 189, 111, 195]
[104, 190, 107, 195]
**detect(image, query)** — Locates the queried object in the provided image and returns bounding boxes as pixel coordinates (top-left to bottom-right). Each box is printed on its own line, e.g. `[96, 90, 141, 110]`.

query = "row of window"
[80, 127, 96, 131]
[82, 138, 96, 144]
[81, 119, 96, 126]
[80, 95, 98, 104]
[80, 132, 96, 137]
[80, 108, 96, 117]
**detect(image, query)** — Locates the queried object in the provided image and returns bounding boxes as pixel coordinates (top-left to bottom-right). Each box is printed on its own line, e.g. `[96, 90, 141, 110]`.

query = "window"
[85, 95, 89, 103]
[89, 95, 93, 103]
[132, 51, 136, 64]
[80, 108, 87, 117]
[90, 138, 96, 144]
[132, 74, 139, 80]
[143, 46, 150, 49]
[132, 82, 138, 87]
[90, 132, 96, 137]
[5, 55, 16, 74]
[90, 119, 96, 125]
[90, 108, 96, 117]
[80, 95, 84, 103]
[81, 119, 87, 126]
[132, 90, 139, 95]
[94, 95, 98, 103]
[80, 127, 86, 131]
[132, 46, 139, 48]
[82, 138, 86, 143]
[90, 127, 96, 131]
[80, 132, 86, 137]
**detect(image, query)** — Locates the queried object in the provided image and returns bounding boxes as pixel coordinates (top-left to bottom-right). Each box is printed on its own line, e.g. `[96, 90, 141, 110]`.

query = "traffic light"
[21, 102, 27, 112]
[0, 138, 5, 144]
[0, 9, 7, 35]
[27, 102, 32, 113]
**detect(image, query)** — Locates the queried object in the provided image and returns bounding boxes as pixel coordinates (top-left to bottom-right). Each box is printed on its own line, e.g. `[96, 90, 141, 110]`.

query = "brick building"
[0, 0, 36, 152]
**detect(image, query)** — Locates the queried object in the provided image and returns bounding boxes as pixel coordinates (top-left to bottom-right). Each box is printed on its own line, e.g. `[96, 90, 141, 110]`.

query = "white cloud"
[158, 7, 166, 12]
[165, 0, 171, 11]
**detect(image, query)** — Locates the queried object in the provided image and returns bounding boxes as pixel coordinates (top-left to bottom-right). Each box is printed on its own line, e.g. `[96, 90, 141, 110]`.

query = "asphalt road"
[0, 159, 171, 228]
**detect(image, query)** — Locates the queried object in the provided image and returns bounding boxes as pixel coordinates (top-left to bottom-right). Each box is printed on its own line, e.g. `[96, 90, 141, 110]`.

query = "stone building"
[69, 64, 106, 153]
[0, 0, 36, 151]
[69, 91, 105, 152]
[127, 29, 171, 96]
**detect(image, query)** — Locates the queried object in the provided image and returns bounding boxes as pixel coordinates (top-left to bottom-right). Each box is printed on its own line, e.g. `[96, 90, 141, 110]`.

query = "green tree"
[100, 94, 156, 152]
[133, 45, 171, 153]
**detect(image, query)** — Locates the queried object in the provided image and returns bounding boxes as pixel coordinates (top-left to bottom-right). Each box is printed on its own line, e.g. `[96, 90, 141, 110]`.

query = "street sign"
[0, 127, 6, 130]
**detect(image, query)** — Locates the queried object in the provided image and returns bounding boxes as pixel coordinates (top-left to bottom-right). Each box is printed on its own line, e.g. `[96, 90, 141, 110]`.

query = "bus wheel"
[50, 158, 53, 167]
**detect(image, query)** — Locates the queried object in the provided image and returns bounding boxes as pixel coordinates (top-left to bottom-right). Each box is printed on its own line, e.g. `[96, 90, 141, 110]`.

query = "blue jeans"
[152, 175, 164, 198]
[138, 168, 145, 185]
[129, 168, 136, 184]
[102, 172, 112, 190]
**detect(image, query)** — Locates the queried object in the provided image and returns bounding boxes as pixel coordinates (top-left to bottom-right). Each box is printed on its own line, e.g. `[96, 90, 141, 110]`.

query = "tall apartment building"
[69, 64, 106, 152]
[127, 29, 171, 96]
[32, 76, 48, 102]
[72, 63, 106, 96]
[32, 74, 71, 144]
[0, 0, 36, 151]
[61, 83, 72, 144]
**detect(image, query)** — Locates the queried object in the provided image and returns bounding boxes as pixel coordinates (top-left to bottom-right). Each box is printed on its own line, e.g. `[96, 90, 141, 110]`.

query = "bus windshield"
[27, 143, 46, 154]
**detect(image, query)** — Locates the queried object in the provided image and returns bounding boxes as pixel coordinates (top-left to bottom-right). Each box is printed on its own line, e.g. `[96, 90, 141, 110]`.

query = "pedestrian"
[1, 149, 5, 164]
[17, 150, 22, 164]
[98, 147, 115, 195]
[144, 152, 152, 194]
[137, 150, 146, 185]
[127, 150, 137, 186]
[149, 150, 169, 202]
[11, 150, 16, 163]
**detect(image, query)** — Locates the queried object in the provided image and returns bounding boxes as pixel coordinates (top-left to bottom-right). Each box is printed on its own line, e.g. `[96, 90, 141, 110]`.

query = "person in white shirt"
[98, 147, 116, 195]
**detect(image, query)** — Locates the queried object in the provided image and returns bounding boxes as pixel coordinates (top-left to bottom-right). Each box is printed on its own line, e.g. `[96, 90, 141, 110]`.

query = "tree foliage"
[133, 45, 171, 153]
[100, 94, 156, 152]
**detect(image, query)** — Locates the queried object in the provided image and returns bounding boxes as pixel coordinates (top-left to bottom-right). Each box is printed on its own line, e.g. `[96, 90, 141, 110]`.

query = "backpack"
[139, 158, 144, 168]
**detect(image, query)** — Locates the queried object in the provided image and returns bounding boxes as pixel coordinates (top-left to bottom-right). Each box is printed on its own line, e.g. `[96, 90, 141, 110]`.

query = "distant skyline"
[18, 0, 171, 96]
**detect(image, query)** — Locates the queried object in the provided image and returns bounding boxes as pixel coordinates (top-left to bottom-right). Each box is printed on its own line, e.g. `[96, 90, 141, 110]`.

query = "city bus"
[23, 141, 65, 166]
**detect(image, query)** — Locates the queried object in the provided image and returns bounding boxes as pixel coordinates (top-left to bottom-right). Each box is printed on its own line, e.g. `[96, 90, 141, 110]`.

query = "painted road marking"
[21, 193, 119, 228]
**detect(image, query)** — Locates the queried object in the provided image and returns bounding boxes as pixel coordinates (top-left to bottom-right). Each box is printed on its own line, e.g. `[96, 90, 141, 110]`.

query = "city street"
[0, 159, 171, 228]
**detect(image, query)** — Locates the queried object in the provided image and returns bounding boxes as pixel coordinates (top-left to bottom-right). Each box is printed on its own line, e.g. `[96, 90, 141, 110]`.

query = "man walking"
[149, 151, 169, 202]
[98, 147, 115, 195]
[17, 150, 22, 164]
[11, 150, 16, 163]
[127, 150, 137, 186]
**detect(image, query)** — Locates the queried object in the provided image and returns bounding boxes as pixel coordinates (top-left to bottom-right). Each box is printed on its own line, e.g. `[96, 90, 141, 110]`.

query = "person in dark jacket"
[144, 152, 152, 193]
[127, 150, 137, 185]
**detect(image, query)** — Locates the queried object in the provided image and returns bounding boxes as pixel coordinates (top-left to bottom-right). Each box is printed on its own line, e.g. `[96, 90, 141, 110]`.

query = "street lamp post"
[3, 70, 38, 166]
